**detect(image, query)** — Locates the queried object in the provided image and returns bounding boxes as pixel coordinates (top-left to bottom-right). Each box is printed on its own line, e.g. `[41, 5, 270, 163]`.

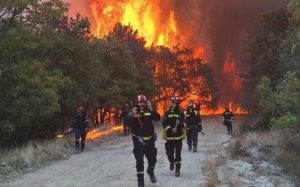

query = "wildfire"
[200, 102, 248, 115]
[90, 0, 178, 47]
[86, 125, 123, 141]
[88, 1, 248, 115]
[193, 47, 205, 59]
[223, 54, 243, 90]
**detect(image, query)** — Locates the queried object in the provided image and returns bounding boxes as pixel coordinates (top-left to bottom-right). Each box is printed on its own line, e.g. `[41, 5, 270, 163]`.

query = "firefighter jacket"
[162, 107, 186, 140]
[73, 115, 89, 130]
[128, 108, 160, 140]
[221, 110, 234, 121]
[184, 109, 202, 131]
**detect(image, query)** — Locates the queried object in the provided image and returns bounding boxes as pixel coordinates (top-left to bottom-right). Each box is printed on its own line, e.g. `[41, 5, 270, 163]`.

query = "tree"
[244, 9, 289, 92]
[107, 23, 147, 62]
[255, 72, 300, 129]
[107, 23, 155, 97]
[148, 45, 219, 111]
[90, 38, 147, 124]
[250, 2, 300, 130]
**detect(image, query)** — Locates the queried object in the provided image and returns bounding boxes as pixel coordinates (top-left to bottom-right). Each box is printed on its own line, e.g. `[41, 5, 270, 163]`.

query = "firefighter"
[128, 95, 160, 187]
[162, 96, 185, 177]
[221, 105, 234, 135]
[184, 103, 202, 152]
[73, 106, 89, 152]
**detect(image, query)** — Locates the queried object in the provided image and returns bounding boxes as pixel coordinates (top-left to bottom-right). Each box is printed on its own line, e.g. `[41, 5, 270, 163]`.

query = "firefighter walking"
[184, 103, 202, 152]
[73, 106, 89, 152]
[162, 97, 185, 177]
[221, 105, 234, 135]
[128, 95, 161, 187]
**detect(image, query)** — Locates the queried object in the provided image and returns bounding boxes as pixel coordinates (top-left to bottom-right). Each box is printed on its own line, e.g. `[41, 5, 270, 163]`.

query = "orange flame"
[223, 54, 243, 90]
[86, 125, 123, 141]
[88, 1, 247, 116]
[194, 47, 205, 59]
[90, 0, 178, 47]
[200, 102, 248, 115]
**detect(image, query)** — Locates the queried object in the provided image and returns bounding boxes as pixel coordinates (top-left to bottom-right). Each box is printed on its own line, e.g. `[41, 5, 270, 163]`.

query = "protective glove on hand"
[172, 128, 177, 134]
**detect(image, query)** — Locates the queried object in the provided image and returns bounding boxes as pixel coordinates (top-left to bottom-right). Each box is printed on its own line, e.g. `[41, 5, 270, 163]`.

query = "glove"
[197, 124, 202, 132]
[172, 128, 177, 134]
[153, 133, 157, 142]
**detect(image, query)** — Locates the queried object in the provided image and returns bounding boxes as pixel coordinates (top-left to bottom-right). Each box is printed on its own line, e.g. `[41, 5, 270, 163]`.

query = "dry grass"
[228, 129, 283, 158]
[0, 135, 73, 175]
[202, 155, 226, 187]
[228, 128, 300, 180]
[203, 159, 219, 187]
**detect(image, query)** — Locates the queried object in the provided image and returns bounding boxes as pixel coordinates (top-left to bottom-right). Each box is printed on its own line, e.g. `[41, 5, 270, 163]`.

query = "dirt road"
[2, 117, 244, 187]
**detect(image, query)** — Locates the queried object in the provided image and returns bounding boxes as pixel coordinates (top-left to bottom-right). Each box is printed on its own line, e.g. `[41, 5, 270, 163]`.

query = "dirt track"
[2, 117, 247, 187]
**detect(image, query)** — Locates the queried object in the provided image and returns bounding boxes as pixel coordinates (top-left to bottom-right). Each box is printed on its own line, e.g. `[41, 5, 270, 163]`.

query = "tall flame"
[90, 0, 178, 47]
[89, 0, 248, 115]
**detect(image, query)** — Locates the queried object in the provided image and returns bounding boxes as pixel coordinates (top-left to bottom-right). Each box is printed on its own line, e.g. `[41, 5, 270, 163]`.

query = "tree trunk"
[88, 110, 97, 128]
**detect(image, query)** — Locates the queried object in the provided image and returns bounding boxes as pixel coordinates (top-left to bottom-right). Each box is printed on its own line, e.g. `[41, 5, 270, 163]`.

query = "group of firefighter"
[72, 95, 234, 187]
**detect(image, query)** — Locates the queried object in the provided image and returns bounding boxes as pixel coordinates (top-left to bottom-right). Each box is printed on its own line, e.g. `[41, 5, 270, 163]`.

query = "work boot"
[80, 141, 85, 152]
[193, 146, 197, 152]
[75, 140, 80, 150]
[137, 175, 144, 187]
[175, 164, 180, 177]
[188, 145, 192, 151]
[169, 162, 174, 171]
[147, 168, 157, 183]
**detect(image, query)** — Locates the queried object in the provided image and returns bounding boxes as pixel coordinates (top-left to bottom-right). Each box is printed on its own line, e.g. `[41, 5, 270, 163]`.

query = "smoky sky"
[169, 0, 289, 105]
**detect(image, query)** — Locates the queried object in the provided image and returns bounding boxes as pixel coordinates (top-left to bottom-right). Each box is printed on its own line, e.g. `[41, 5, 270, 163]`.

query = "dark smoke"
[170, 0, 289, 106]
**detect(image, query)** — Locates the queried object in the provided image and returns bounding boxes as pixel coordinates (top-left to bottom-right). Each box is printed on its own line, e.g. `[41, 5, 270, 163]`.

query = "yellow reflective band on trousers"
[165, 135, 185, 140]
[174, 161, 181, 164]
[168, 114, 179, 118]
[133, 135, 152, 141]
[143, 112, 151, 116]
[137, 171, 144, 174]
[142, 136, 152, 140]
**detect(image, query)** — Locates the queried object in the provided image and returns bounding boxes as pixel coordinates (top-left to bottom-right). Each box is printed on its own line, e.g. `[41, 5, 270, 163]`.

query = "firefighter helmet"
[137, 95, 147, 104]
[77, 106, 86, 114]
[187, 102, 193, 108]
[170, 96, 178, 103]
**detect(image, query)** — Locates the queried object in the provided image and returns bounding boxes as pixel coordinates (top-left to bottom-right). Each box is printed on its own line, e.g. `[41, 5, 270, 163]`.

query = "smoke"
[63, 0, 94, 27]
[170, 0, 289, 105]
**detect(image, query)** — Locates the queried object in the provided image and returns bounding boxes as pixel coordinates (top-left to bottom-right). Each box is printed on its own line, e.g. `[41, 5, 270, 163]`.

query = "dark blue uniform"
[184, 109, 202, 151]
[162, 106, 185, 176]
[73, 115, 89, 151]
[222, 110, 234, 135]
[128, 107, 160, 186]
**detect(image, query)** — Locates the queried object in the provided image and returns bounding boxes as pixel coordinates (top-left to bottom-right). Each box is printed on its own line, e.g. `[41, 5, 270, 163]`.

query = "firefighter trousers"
[186, 128, 198, 147]
[132, 137, 157, 181]
[165, 140, 182, 167]
[75, 128, 87, 151]
[223, 121, 233, 135]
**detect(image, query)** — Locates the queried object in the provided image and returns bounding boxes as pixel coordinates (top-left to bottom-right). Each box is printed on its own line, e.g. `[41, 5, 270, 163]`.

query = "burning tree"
[148, 45, 219, 112]
[107, 23, 219, 113]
